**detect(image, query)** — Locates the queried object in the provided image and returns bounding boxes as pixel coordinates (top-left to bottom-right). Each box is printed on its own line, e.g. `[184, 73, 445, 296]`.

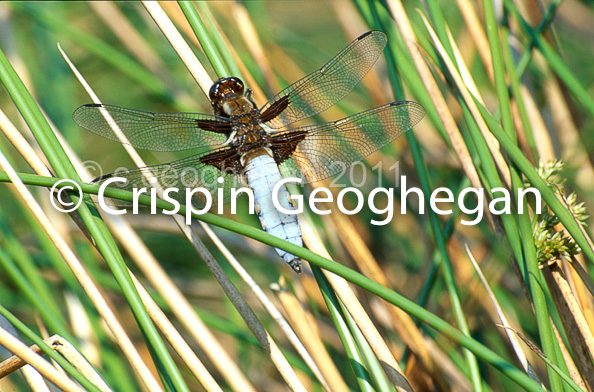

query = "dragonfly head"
[210, 77, 255, 117]
[209, 77, 245, 103]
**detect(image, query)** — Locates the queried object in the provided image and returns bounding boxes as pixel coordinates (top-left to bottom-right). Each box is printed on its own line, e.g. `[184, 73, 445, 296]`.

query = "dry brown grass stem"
[0, 151, 162, 391]
[0, 109, 51, 177]
[0, 340, 46, 378]
[274, 280, 349, 392]
[386, 0, 488, 196]
[186, 227, 308, 392]
[542, 263, 594, 388]
[300, 218, 414, 392]
[419, 14, 512, 189]
[16, 365, 51, 392]
[331, 211, 451, 391]
[455, 0, 494, 82]
[233, 2, 281, 94]
[198, 223, 330, 390]
[0, 335, 111, 392]
[565, 255, 594, 340]
[465, 246, 541, 383]
[142, 1, 212, 95]
[129, 274, 225, 392]
[0, 327, 87, 392]
[549, 320, 589, 391]
[561, 192, 594, 326]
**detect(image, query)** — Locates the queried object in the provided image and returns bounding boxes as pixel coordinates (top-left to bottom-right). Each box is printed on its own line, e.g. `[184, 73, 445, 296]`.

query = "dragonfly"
[73, 31, 425, 273]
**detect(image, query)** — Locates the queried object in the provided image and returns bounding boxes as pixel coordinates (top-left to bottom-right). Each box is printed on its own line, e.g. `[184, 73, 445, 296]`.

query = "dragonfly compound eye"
[209, 77, 245, 102]
[227, 77, 245, 95]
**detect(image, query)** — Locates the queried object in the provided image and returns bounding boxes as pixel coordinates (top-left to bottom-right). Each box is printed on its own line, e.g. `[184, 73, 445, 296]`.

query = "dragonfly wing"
[272, 101, 425, 183]
[93, 150, 245, 209]
[73, 104, 233, 152]
[259, 31, 388, 128]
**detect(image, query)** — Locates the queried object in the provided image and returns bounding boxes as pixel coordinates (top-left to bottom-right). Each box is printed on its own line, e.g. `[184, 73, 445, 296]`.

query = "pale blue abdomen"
[245, 153, 303, 272]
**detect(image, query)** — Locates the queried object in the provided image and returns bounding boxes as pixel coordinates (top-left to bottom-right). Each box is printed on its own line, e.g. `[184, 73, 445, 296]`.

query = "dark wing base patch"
[270, 130, 308, 166]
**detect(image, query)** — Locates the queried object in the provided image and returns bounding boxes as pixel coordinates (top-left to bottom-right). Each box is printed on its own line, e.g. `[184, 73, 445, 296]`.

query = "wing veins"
[73, 104, 232, 152]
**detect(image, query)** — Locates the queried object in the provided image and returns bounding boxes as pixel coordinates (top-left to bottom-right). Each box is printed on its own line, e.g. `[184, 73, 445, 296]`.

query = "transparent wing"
[273, 101, 425, 183]
[260, 31, 388, 129]
[73, 104, 233, 152]
[93, 150, 245, 209]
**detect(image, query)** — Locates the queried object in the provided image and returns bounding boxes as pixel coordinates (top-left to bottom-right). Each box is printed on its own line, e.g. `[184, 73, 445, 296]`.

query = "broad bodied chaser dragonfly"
[73, 31, 425, 272]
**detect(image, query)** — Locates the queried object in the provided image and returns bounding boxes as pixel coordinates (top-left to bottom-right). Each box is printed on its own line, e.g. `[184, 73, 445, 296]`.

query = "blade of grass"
[178, 1, 230, 78]
[312, 266, 376, 392]
[374, 2, 483, 389]
[194, 2, 244, 78]
[465, 245, 542, 385]
[302, 218, 413, 391]
[505, 0, 594, 117]
[483, 0, 564, 388]
[12, 4, 171, 100]
[342, 305, 394, 392]
[514, 0, 563, 79]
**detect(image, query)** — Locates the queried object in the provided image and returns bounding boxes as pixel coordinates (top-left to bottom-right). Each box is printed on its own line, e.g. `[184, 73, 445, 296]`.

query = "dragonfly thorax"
[230, 123, 271, 158]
